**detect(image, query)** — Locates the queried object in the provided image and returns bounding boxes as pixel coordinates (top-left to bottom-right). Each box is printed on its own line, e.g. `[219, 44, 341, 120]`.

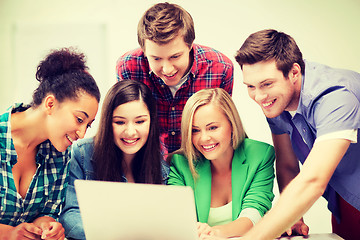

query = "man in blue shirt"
[235, 29, 360, 240]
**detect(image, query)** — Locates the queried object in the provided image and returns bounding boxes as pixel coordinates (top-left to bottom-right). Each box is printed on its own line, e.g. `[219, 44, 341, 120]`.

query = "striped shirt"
[0, 103, 70, 226]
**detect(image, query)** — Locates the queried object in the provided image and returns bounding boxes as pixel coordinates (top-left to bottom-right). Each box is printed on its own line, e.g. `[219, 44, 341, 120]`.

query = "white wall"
[1, 0, 359, 234]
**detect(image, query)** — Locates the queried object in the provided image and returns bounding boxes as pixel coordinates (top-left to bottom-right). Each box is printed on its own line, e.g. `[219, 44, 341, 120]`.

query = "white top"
[168, 70, 190, 96]
[207, 201, 262, 227]
[207, 201, 232, 227]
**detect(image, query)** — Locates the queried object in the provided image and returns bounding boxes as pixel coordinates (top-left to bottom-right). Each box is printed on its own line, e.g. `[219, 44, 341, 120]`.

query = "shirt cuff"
[316, 129, 357, 143]
[237, 208, 262, 226]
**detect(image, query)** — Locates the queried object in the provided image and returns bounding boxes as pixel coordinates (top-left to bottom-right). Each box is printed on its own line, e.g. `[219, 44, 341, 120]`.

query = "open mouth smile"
[122, 138, 139, 145]
[262, 99, 276, 108]
[163, 72, 177, 80]
[66, 134, 75, 144]
[202, 143, 218, 152]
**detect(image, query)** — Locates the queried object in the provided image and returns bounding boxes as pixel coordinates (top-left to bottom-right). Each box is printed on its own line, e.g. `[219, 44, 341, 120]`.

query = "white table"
[277, 233, 343, 239]
[229, 233, 343, 240]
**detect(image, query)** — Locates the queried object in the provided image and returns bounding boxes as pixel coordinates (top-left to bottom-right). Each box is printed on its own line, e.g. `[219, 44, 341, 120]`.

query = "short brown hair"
[235, 29, 305, 77]
[137, 2, 195, 50]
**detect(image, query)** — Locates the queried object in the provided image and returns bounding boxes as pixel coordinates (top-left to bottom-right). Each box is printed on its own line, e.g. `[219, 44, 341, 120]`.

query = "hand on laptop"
[197, 222, 228, 240]
[282, 218, 309, 237]
[197, 222, 215, 237]
[199, 234, 228, 240]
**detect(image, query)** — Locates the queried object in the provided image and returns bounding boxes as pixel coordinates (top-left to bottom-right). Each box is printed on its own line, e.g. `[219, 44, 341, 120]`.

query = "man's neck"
[286, 73, 303, 112]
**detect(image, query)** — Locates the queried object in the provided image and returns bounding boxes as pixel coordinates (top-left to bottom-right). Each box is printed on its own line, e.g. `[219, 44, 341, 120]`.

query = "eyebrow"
[149, 51, 183, 58]
[192, 122, 218, 128]
[113, 115, 149, 119]
[76, 110, 89, 118]
[243, 78, 275, 85]
[206, 122, 218, 127]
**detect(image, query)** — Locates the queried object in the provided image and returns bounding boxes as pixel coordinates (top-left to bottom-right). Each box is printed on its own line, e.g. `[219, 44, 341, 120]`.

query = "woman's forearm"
[0, 224, 14, 239]
[212, 217, 253, 238]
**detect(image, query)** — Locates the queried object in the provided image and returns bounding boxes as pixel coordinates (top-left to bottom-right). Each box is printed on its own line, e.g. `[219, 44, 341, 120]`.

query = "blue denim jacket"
[59, 138, 169, 240]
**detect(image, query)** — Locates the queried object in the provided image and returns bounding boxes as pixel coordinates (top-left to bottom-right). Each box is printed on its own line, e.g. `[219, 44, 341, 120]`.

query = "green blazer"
[168, 138, 275, 223]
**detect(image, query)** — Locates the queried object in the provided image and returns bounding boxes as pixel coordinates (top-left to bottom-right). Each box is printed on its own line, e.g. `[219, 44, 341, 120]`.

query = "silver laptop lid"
[74, 180, 198, 240]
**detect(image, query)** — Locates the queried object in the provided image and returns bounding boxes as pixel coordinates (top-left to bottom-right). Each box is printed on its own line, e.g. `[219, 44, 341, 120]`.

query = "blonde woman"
[167, 88, 275, 238]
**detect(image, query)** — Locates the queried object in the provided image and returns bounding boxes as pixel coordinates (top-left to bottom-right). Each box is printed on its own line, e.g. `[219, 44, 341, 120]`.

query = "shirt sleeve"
[116, 54, 132, 81]
[315, 129, 358, 143]
[167, 154, 187, 187]
[240, 144, 275, 217]
[312, 88, 360, 137]
[219, 60, 234, 96]
[161, 159, 170, 184]
[115, 49, 149, 82]
[237, 208, 262, 226]
[59, 143, 87, 240]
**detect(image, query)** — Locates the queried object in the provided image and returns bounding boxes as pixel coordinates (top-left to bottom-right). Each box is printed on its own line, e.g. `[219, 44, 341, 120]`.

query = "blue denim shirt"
[267, 61, 360, 220]
[59, 138, 169, 240]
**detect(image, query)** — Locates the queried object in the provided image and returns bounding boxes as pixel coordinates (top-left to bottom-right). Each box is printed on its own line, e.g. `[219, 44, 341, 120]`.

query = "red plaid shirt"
[116, 44, 233, 158]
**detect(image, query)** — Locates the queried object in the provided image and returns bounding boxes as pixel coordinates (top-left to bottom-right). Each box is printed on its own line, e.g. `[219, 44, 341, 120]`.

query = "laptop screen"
[74, 180, 198, 240]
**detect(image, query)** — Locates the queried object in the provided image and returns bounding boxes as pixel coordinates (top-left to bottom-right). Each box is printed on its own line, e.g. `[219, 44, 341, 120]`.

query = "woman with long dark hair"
[60, 80, 168, 240]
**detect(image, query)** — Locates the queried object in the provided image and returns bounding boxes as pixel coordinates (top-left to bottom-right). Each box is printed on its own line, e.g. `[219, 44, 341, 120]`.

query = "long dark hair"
[93, 80, 162, 184]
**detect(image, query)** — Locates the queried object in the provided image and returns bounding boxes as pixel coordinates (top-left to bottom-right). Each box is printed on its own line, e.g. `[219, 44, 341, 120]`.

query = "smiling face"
[144, 34, 192, 86]
[242, 60, 301, 119]
[191, 103, 233, 162]
[112, 100, 150, 160]
[47, 92, 99, 152]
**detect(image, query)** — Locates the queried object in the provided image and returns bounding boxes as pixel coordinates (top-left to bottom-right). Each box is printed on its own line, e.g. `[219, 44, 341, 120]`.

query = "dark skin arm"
[32, 216, 65, 240]
[0, 222, 42, 240]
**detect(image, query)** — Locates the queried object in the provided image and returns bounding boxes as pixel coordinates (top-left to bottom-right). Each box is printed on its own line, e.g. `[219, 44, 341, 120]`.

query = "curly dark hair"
[32, 47, 100, 106]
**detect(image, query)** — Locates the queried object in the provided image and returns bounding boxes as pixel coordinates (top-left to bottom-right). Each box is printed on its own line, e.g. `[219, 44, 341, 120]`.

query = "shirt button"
[161, 85, 165, 88]
[172, 107, 175, 111]
[171, 131, 176, 136]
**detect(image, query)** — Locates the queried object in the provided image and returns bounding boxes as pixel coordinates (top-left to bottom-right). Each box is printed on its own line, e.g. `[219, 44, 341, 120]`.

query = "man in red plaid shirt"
[116, 2, 234, 160]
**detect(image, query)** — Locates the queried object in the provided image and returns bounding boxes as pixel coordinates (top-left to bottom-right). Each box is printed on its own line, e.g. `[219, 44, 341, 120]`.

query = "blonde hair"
[176, 88, 246, 178]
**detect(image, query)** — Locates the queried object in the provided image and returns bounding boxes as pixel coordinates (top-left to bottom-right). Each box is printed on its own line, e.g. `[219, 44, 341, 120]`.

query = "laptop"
[74, 180, 199, 240]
